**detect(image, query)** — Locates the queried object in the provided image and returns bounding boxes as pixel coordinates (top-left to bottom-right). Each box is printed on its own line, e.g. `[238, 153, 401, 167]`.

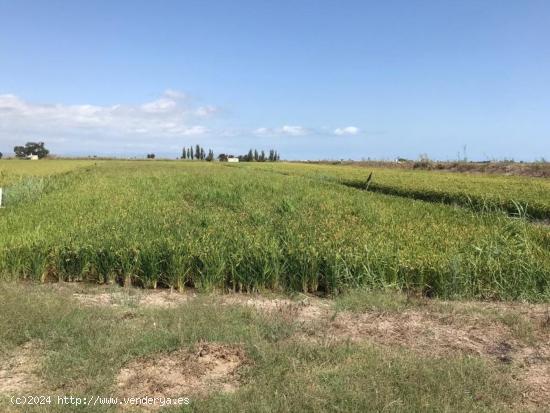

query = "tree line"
[181, 145, 280, 162]
[0, 141, 281, 162]
[181, 145, 215, 161]
[236, 149, 280, 162]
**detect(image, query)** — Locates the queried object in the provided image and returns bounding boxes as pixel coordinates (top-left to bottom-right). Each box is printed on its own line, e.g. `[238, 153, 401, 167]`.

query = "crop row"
[248, 163, 550, 219]
[0, 161, 548, 300]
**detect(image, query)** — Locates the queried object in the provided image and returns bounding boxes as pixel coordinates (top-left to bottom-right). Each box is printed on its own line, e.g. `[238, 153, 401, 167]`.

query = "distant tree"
[14, 142, 49, 159]
[13, 146, 26, 158]
[34, 142, 49, 158]
[146, 153, 155, 159]
[206, 149, 214, 161]
[0, 152, 3, 159]
[190, 147, 194, 160]
[218, 153, 228, 162]
[253, 149, 259, 161]
[181, 147, 187, 159]
[260, 150, 266, 162]
[195, 145, 201, 160]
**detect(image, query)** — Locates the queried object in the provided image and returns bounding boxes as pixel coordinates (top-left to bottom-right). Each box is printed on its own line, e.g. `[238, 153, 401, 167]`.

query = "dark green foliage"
[182, 145, 209, 161]
[206, 149, 214, 161]
[13, 142, 50, 159]
[238, 148, 279, 162]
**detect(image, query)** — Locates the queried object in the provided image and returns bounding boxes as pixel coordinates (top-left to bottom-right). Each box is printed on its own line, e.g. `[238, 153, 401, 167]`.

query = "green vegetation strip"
[251, 163, 550, 220]
[0, 161, 548, 301]
[342, 181, 544, 218]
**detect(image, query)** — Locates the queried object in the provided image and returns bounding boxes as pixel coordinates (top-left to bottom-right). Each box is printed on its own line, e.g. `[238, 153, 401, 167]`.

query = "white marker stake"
[0, 187, 3, 208]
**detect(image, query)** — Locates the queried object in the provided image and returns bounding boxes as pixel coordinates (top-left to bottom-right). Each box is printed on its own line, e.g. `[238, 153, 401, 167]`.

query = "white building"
[28, 155, 39, 160]
[227, 157, 239, 163]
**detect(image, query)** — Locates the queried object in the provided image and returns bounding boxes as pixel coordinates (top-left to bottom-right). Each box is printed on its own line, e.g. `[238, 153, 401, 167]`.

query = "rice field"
[0, 159, 549, 301]
[246, 162, 550, 219]
[0, 159, 98, 185]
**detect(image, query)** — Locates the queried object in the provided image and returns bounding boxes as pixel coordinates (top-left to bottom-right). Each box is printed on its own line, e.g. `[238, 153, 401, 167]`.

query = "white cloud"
[253, 125, 309, 137]
[175, 125, 208, 136]
[280, 125, 308, 136]
[253, 127, 270, 135]
[163, 89, 186, 99]
[194, 105, 218, 117]
[254, 125, 360, 137]
[0, 90, 215, 152]
[334, 126, 360, 136]
[140, 97, 178, 113]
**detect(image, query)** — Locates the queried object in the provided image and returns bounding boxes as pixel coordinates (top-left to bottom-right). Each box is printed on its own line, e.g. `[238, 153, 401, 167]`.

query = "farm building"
[28, 155, 39, 160]
[227, 157, 239, 163]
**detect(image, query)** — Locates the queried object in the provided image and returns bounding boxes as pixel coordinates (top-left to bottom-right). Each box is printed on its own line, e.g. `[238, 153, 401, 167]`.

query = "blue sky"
[0, 0, 549, 160]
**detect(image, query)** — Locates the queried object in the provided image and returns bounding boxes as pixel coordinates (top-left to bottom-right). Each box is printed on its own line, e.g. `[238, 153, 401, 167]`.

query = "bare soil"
[115, 343, 245, 410]
[221, 293, 330, 322]
[60, 283, 196, 308]
[0, 341, 44, 395]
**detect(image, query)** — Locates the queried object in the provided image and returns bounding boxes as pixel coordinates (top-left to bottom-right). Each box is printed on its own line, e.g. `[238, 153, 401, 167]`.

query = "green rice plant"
[0, 160, 548, 301]
[250, 162, 550, 219]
